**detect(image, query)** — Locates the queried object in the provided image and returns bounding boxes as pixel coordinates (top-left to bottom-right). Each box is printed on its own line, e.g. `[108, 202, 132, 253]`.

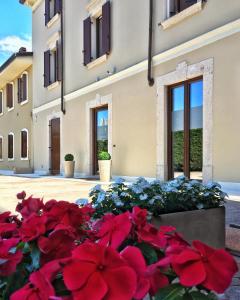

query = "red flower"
[96, 212, 132, 249]
[172, 240, 238, 293]
[0, 212, 12, 222]
[131, 207, 148, 228]
[16, 191, 26, 200]
[10, 270, 55, 300]
[63, 243, 137, 300]
[19, 214, 46, 242]
[137, 223, 168, 249]
[38, 227, 76, 265]
[0, 238, 22, 276]
[16, 195, 44, 219]
[146, 260, 169, 295]
[121, 246, 150, 299]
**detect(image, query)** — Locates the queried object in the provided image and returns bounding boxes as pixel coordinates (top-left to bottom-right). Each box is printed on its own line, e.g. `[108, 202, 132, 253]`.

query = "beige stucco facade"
[24, 0, 240, 183]
[0, 64, 33, 172]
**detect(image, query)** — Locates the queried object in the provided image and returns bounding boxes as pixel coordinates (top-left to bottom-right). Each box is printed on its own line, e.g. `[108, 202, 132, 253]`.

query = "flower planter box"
[152, 207, 225, 249]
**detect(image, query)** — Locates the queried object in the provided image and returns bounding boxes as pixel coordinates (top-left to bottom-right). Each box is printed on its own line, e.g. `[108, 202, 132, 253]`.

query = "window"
[21, 129, 28, 160]
[168, 0, 198, 17]
[83, 1, 111, 66]
[44, 41, 62, 87]
[6, 83, 14, 111]
[45, 0, 62, 26]
[168, 78, 203, 180]
[8, 133, 14, 160]
[0, 91, 3, 115]
[18, 72, 28, 104]
[0, 136, 3, 160]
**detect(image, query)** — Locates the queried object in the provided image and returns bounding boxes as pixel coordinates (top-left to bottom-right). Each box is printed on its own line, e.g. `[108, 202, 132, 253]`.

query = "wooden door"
[50, 118, 60, 175]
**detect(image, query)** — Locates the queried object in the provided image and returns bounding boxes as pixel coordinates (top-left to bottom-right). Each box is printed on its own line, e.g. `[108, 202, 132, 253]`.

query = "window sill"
[47, 81, 60, 91]
[86, 0, 106, 17]
[0, 159, 3, 162]
[47, 13, 60, 28]
[8, 107, 14, 112]
[20, 100, 29, 106]
[161, 1, 204, 30]
[87, 54, 107, 70]
[0, 113, 3, 117]
[21, 157, 29, 161]
[8, 159, 14, 161]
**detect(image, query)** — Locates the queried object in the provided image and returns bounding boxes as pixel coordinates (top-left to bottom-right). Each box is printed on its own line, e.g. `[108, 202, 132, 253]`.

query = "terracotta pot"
[152, 207, 225, 248]
[64, 161, 75, 178]
[98, 160, 111, 182]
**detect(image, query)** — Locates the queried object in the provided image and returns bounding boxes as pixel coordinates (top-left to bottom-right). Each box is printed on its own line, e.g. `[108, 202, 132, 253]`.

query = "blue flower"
[140, 194, 148, 201]
[75, 198, 89, 206]
[91, 184, 103, 193]
[120, 192, 128, 197]
[97, 192, 106, 203]
[115, 200, 124, 207]
[114, 177, 125, 185]
[131, 185, 143, 194]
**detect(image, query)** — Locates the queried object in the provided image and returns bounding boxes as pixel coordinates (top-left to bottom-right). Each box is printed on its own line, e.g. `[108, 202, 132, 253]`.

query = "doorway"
[50, 118, 60, 175]
[92, 105, 108, 175]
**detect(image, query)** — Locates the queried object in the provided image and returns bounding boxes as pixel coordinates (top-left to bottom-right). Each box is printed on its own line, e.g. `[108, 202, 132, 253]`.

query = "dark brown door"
[50, 118, 60, 175]
[92, 106, 108, 175]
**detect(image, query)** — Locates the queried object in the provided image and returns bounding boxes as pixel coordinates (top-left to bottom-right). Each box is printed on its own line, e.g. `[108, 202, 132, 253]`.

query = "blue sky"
[0, 0, 32, 65]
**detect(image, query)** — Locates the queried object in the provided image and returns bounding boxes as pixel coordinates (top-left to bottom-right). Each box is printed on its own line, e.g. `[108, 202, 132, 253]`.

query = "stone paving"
[0, 175, 239, 298]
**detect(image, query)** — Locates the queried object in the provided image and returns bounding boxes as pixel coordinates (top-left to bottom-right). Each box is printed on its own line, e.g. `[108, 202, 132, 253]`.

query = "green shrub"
[98, 151, 111, 160]
[64, 154, 74, 161]
[90, 176, 226, 219]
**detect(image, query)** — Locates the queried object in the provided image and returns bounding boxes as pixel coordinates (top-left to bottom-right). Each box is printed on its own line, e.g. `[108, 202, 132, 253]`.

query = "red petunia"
[96, 212, 132, 249]
[18, 214, 46, 242]
[10, 269, 55, 300]
[0, 238, 22, 276]
[38, 227, 76, 265]
[172, 240, 238, 293]
[63, 243, 137, 300]
[16, 195, 44, 219]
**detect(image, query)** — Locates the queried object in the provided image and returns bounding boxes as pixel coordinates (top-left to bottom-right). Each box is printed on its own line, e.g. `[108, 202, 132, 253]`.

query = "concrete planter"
[152, 207, 225, 248]
[64, 161, 75, 178]
[98, 160, 111, 182]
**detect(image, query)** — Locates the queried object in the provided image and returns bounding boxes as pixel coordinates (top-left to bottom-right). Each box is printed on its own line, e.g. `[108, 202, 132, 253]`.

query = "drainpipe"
[148, 0, 154, 86]
[60, 1, 66, 114]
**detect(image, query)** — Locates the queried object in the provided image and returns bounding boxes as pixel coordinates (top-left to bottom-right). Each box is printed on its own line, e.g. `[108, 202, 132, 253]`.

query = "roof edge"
[0, 52, 33, 73]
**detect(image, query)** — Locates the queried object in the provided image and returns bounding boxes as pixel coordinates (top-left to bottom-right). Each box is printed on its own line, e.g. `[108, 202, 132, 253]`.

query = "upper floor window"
[44, 41, 62, 88]
[8, 133, 14, 160]
[0, 91, 3, 115]
[168, 0, 198, 17]
[6, 83, 14, 111]
[21, 129, 28, 160]
[45, 0, 62, 26]
[83, 1, 111, 66]
[0, 136, 3, 161]
[18, 72, 28, 104]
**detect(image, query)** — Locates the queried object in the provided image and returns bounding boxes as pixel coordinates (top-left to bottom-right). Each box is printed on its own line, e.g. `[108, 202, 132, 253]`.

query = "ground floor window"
[92, 105, 108, 174]
[168, 77, 203, 180]
[21, 129, 28, 159]
[8, 133, 14, 160]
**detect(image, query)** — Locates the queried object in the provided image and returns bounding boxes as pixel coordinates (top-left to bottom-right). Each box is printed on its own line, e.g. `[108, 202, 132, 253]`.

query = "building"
[0, 48, 33, 174]
[21, 0, 240, 187]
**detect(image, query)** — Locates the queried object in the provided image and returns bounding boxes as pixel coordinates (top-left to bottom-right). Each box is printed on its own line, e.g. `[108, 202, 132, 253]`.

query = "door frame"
[47, 111, 62, 175]
[167, 76, 203, 179]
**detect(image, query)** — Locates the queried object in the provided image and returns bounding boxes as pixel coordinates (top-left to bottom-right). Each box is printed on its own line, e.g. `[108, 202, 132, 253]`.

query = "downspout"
[148, 0, 154, 86]
[60, 0, 66, 114]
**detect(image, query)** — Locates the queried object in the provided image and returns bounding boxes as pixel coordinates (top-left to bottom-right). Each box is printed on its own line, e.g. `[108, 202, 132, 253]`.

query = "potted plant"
[98, 151, 111, 182]
[64, 153, 75, 178]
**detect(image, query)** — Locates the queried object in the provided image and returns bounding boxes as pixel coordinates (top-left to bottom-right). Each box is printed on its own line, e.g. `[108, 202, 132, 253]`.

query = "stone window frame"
[86, 93, 112, 175]
[156, 58, 213, 183]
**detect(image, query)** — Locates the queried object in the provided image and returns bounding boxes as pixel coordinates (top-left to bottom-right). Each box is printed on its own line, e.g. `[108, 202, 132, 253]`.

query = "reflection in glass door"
[92, 106, 108, 174]
[168, 78, 203, 180]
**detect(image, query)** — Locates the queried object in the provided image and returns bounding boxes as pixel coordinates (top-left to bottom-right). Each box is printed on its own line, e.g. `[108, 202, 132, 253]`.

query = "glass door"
[92, 106, 109, 174]
[168, 78, 203, 180]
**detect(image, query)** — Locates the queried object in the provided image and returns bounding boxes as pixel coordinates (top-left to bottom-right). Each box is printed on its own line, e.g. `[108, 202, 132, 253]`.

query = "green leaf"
[189, 292, 218, 300]
[136, 243, 158, 264]
[155, 284, 186, 300]
[30, 243, 40, 270]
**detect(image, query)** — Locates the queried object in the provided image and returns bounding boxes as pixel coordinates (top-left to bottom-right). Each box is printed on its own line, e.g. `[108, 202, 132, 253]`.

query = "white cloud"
[0, 35, 32, 54]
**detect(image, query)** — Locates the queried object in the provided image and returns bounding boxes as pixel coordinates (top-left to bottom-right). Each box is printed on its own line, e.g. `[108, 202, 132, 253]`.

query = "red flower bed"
[0, 192, 237, 300]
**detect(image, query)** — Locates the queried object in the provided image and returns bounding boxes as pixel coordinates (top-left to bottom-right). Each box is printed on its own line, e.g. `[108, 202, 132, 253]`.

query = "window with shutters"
[44, 40, 61, 88]
[162, 0, 204, 29]
[8, 133, 14, 160]
[0, 136, 3, 161]
[0, 91, 3, 115]
[18, 72, 28, 105]
[6, 83, 14, 111]
[83, 1, 111, 68]
[45, 0, 62, 27]
[21, 129, 28, 160]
